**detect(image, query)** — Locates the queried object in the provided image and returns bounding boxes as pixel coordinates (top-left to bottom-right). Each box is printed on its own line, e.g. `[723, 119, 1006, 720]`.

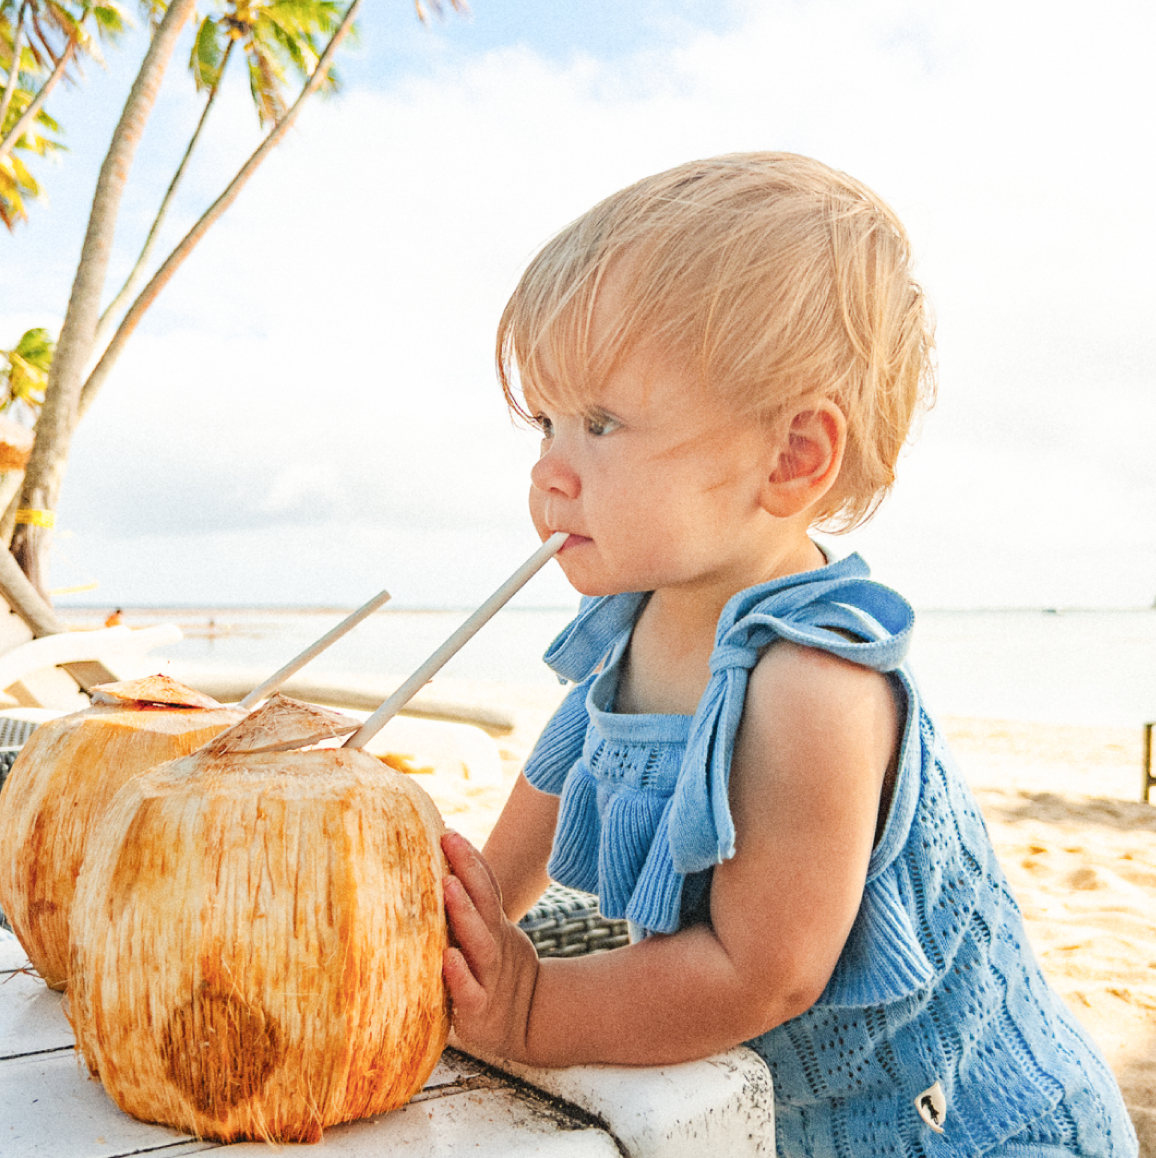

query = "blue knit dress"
[523, 554, 1137, 1158]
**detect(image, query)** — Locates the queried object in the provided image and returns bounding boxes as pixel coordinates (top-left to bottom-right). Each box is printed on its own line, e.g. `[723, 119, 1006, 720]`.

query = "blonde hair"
[497, 152, 936, 530]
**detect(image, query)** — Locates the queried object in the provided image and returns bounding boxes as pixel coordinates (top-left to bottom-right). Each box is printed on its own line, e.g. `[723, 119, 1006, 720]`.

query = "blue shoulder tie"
[542, 554, 915, 935]
[669, 554, 913, 878]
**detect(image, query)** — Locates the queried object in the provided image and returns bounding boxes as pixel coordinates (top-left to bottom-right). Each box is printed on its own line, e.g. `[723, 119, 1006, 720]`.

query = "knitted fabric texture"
[523, 553, 1137, 1157]
[529, 553, 914, 934]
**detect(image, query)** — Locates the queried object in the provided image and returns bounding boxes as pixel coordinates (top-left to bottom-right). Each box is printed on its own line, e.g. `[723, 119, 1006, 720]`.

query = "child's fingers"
[443, 907, 538, 1060]
[442, 945, 485, 1013]
[441, 830, 540, 1061]
[443, 872, 503, 983]
[441, 830, 505, 926]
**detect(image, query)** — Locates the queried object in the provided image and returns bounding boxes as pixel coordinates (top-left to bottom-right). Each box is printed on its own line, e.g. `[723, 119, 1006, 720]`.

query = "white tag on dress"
[915, 1080, 947, 1134]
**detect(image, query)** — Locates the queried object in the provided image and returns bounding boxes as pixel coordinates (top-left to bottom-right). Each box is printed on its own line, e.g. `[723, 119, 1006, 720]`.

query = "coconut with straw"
[67, 694, 450, 1143]
[63, 533, 567, 1142]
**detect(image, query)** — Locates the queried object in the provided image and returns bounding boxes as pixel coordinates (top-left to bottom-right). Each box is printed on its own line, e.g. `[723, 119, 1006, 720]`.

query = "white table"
[1, 933, 773, 1158]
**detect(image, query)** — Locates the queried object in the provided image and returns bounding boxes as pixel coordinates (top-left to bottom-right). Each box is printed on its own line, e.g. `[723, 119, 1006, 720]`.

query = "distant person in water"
[438, 151, 1138, 1157]
[104, 609, 123, 628]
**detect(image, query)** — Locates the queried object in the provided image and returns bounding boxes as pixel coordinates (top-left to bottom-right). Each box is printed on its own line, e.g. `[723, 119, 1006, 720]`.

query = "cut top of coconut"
[203, 693, 359, 755]
[90, 674, 224, 709]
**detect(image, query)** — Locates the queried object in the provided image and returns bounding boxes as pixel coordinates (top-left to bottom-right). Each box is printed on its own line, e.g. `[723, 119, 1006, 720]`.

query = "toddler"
[440, 152, 1137, 1157]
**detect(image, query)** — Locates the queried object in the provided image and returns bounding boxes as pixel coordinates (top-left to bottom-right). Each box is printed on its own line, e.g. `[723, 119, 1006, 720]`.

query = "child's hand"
[441, 830, 541, 1062]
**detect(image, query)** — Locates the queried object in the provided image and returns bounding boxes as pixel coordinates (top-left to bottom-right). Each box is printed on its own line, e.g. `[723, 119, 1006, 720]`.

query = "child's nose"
[530, 440, 580, 499]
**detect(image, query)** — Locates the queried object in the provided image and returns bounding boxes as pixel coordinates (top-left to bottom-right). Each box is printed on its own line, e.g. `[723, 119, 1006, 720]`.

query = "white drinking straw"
[343, 531, 568, 750]
[237, 586, 393, 711]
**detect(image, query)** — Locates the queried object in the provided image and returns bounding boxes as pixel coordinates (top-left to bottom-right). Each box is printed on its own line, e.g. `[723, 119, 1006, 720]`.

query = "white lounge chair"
[0, 616, 182, 749]
[0, 624, 181, 704]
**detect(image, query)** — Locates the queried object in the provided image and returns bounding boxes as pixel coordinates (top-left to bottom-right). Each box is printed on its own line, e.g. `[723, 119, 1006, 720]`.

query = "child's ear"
[761, 401, 846, 518]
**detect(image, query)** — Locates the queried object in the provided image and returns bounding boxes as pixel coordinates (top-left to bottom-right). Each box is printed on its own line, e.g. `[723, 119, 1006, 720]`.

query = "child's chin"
[562, 570, 637, 599]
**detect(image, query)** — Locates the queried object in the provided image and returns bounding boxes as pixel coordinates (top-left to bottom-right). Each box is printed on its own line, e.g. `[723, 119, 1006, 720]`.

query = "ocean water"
[903, 609, 1156, 729]
[60, 605, 1156, 730]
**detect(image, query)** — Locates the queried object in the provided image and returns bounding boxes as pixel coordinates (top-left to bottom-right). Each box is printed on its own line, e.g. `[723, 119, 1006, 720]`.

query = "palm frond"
[188, 14, 224, 91]
[0, 326, 55, 412]
[134, 0, 163, 30]
[261, 0, 340, 39]
[0, 147, 40, 227]
[13, 327, 55, 370]
[14, 37, 47, 73]
[264, 18, 327, 86]
[10, 40, 47, 81]
[0, 192, 23, 226]
[7, 0, 120, 82]
[4, 148, 39, 191]
[206, 0, 353, 125]
[2, 83, 65, 151]
[10, 116, 65, 155]
[89, 1, 129, 41]
[246, 42, 285, 126]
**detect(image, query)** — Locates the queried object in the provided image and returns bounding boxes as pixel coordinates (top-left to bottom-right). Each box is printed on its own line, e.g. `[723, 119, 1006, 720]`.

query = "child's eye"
[531, 413, 554, 438]
[585, 411, 620, 437]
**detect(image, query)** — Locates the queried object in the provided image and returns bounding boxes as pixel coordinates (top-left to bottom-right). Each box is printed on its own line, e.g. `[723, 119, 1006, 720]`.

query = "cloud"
[9, 0, 1156, 606]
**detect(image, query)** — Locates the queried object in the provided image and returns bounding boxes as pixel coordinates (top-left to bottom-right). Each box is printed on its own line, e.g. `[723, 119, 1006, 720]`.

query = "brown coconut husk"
[0, 678, 244, 989]
[201, 692, 359, 755]
[67, 696, 449, 1143]
[89, 674, 225, 709]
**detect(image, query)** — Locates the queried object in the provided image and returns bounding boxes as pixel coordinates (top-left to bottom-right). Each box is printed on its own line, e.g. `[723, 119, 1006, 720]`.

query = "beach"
[22, 603, 1156, 1148]
[2, 663, 1152, 1149]
[410, 692, 1156, 1154]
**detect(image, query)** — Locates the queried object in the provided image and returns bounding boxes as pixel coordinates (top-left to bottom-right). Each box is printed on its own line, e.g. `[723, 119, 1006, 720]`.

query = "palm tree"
[6, 0, 382, 599]
[5, 0, 199, 599]
[79, 0, 359, 419]
[4, 0, 465, 606]
[95, 0, 345, 345]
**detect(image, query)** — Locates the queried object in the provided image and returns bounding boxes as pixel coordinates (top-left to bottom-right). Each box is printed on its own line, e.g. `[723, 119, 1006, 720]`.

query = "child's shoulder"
[735, 639, 902, 832]
[745, 636, 901, 746]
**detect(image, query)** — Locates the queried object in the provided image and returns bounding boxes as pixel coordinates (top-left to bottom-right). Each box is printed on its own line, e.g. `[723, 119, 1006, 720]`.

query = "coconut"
[66, 694, 450, 1144]
[0, 675, 244, 989]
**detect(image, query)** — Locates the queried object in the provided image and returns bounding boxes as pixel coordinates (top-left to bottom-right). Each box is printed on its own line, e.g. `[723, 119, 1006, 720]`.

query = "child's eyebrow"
[521, 374, 591, 417]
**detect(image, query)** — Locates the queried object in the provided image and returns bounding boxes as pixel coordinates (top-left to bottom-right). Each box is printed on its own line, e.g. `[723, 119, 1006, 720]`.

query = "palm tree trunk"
[0, 32, 73, 168]
[0, 536, 68, 636]
[9, 0, 197, 599]
[78, 0, 363, 422]
[0, 0, 30, 133]
[0, 483, 22, 546]
[94, 39, 236, 351]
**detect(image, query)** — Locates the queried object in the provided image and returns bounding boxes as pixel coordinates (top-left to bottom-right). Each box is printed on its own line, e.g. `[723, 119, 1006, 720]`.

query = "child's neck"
[615, 537, 826, 716]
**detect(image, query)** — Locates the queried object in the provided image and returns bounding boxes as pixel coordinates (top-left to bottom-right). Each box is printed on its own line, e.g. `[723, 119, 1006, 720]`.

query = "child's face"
[525, 344, 782, 600]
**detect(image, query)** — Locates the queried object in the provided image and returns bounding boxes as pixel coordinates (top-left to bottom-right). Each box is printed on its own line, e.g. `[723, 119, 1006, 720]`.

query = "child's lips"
[559, 533, 592, 551]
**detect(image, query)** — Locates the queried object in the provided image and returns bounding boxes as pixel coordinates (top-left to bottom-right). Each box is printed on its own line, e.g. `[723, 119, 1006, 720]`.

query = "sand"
[414, 694, 1155, 1154]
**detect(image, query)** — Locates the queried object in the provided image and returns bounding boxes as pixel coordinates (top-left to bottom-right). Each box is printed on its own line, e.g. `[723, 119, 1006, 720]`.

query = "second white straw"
[343, 531, 568, 750]
[238, 586, 393, 711]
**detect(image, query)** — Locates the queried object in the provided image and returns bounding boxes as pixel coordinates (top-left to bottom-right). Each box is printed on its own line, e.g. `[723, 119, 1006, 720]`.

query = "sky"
[1, 0, 1154, 610]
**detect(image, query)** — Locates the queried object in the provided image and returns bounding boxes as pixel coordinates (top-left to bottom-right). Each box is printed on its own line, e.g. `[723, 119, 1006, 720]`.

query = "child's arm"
[480, 772, 559, 921]
[443, 640, 900, 1068]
